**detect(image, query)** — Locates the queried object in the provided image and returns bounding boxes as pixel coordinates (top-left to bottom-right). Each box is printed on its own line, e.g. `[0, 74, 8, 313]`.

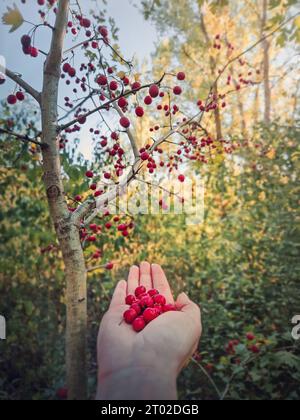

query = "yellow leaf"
[2, 3, 24, 33]
[266, 149, 276, 160]
[259, 191, 266, 201]
[117, 71, 126, 80]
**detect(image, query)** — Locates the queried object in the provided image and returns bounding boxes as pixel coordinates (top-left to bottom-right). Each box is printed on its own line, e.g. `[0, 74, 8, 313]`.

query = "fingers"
[109, 280, 127, 308]
[127, 265, 139, 295]
[152, 264, 174, 304]
[176, 292, 201, 322]
[140, 261, 153, 290]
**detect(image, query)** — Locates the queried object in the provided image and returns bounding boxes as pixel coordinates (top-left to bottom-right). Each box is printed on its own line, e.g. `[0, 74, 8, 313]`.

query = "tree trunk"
[40, 0, 87, 400]
[262, 0, 271, 124]
[199, 10, 223, 140]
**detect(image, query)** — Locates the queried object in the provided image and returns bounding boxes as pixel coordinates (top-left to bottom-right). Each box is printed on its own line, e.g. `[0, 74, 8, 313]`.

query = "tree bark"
[40, 0, 87, 400]
[262, 0, 271, 124]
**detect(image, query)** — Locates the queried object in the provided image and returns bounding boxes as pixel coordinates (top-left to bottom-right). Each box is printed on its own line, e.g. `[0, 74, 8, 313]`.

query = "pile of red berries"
[123, 286, 177, 332]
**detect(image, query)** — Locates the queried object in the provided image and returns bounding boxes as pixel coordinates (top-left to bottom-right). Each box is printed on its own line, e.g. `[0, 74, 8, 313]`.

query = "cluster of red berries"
[123, 286, 177, 332]
[21, 35, 39, 58]
[225, 333, 260, 356]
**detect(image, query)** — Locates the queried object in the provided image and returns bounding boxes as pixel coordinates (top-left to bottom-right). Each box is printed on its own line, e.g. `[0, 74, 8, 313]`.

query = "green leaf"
[274, 352, 300, 369]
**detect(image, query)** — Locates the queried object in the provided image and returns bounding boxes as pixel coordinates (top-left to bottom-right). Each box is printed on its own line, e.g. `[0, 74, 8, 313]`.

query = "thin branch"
[4, 69, 41, 103]
[191, 358, 222, 400]
[87, 260, 120, 273]
[0, 127, 45, 147]
[213, 12, 300, 88]
[135, 177, 182, 199]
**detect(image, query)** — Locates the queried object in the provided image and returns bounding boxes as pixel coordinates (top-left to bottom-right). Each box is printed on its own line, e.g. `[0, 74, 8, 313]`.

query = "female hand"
[97, 262, 202, 400]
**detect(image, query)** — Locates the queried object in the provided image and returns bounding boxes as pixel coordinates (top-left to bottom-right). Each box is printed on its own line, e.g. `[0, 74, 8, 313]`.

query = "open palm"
[97, 262, 202, 386]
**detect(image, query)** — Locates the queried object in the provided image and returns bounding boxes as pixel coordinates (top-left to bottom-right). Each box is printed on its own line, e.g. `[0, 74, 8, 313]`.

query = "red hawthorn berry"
[22, 45, 31, 55]
[205, 364, 214, 373]
[153, 304, 163, 314]
[123, 308, 138, 324]
[140, 151, 149, 161]
[178, 174, 185, 183]
[7, 95, 17, 105]
[81, 18, 91, 28]
[148, 289, 159, 297]
[132, 81, 141, 91]
[118, 97, 128, 108]
[131, 303, 142, 316]
[110, 81, 118, 91]
[104, 172, 111, 180]
[118, 224, 127, 232]
[140, 295, 154, 308]
[99, 26, 108, 37]
[90, 183, 97, 190]
[135, 106, 144, 117]
[92, 251, 101, 259]
[97, 75, 108, 86]
[173, 86, 182, 95]
[143, 308, 160, 324]
[105, 262, 114, 270]
[111, 132, 119, 141]
[21, 35, 31, 48]
[122, 230, 129, 237]
[74, 195, 82, 202]
[89, 224, 97, 231]
[144, 96, 152, 105]
[87, 235, 96, 242]
[177, 72, 186, 81]
[153, 294, 166, 305]
[125, 295, 136, 306]
[85, 170, 94, 178]
[120, 117, 130, 129]
[135, 285, 146, 297]
[249, 344, 260, 354]
[16, 91, 25, 101]
[149, 84, 159, 98]
[62, 62, 71, 73]
[132, 317, 146, 332]
[78, 115, 86, 125]
[68, 67, 76, 77]
[100, 139, 108, 147]
[105, 222, 112, 229]
[30, 47, 39, 58]
[246, 332, 255, 341]
[56, 387, 68, 400]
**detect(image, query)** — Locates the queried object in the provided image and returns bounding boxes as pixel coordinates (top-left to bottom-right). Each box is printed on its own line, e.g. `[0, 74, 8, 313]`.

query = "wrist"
[97, 364, 177, 400]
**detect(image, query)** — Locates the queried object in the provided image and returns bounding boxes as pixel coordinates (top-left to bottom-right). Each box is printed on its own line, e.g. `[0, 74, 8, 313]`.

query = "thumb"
[176, 292, 201, 319]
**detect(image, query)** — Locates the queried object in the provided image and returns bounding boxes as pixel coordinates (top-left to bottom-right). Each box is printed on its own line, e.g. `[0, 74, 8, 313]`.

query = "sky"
[0, 0, 158, 158]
